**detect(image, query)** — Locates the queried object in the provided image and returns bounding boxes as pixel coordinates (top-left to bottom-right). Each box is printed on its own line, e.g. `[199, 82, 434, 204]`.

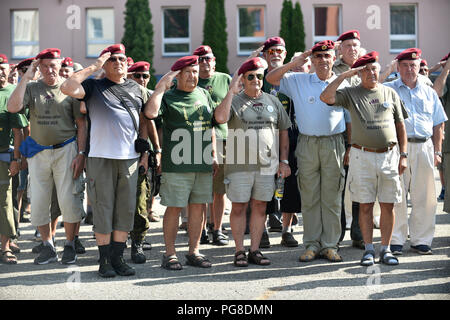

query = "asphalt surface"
[1, 171, 449, 303]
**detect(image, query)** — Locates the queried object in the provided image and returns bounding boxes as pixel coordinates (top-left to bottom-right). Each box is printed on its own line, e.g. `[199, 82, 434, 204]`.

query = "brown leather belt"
[407, 137, 429, 143]
[351, 144, 395, 153]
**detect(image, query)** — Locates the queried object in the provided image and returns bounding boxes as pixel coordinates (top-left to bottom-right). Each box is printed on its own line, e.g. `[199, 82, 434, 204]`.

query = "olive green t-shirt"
[333, 58, 361, 87]
[159, 86, 214, 173]
[333, 85, 407, 149]
[0, 84, 29, 152]
[23, 78, 82, 146]
[441, 75, 450, 152]
[225, 91, 292, 175]
[197, 72, 231, 141]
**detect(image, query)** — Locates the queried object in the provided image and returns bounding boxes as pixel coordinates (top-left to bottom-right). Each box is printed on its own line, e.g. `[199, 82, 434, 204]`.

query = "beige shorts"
[224, 171, 275, 203]
[159, 172, 213, 207]
[87, 157, 138, 234]
[347, 147, 402, 204]
[213, 163, 226, 194]
[28, 141, 84, 227]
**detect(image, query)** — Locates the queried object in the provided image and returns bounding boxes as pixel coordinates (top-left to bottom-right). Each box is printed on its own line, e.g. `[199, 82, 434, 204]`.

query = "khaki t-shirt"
[333, 58, 361, 87]
[225, 91, 292, 175]
[23, 79, 82, 146]
[333, 85, 407, 149]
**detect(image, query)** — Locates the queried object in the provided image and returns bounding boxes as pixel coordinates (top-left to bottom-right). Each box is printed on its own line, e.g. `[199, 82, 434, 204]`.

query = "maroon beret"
[61, 57, 74, 68]
[36, 48, 61, 60]
[263, 37, 285, 51]
[238, 57, 266, 75]
[127, 57, 134, 67]
[0, 54, 8, 64]
[352, 51, 379, 68]
[396, 48, 421, 61]
[171, 55, 199, 71]
[441, 52, 450, 62]
[16, 58, 34, 70]
[420, 59, 428, 67]
[128, 61, 150, 73]
[193, 45, 213, 56]
[311, 40, 335, 52]
[337, 30, 360, 42]
[99, 44, 126, 57]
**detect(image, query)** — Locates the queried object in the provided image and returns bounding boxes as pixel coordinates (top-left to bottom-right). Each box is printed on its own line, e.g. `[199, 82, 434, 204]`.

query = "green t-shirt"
[159, 86, 214, 173]
[333, 58, 361, 87]
[23, 79, 82, 146]
[334, 85, 407, 149]
[0, 84, 29, 152]
[225, 91, 292, 175]
[442, 75, 450, 152]
[197, 72, 231, 140]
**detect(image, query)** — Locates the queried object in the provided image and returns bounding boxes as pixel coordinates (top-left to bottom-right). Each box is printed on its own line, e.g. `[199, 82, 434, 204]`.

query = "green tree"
[202, 0, 229, 73]
[279, 0, 293, 61]
[122, 0, 156, 88]
[291, 2, 306, 54]
[279, 0, 306, 62]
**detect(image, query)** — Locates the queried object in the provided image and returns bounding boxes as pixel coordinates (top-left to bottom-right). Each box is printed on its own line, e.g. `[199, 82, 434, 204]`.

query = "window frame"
[389, 3, 418, 53]
[236, 5, 266, 56]
[86, 7, 115, 58]
[11, 9, 40, 60]
[311, 4, 342, 45]
[161, 6, 191, 57]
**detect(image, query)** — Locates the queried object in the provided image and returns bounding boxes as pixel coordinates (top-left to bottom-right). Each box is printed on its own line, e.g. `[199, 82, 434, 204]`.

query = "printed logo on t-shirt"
[308, 96, 315, 104]
[267, 105, 274, 113]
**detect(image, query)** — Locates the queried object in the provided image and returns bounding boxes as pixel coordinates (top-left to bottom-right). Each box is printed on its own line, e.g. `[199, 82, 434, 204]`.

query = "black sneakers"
[111, 256, 136, 276]
[98, 257, 116, 278]
[61, 245, 77, 264]
[131, 241, 146, 264]
[212, 230, 229, 246]
[34, 245, 58, 265]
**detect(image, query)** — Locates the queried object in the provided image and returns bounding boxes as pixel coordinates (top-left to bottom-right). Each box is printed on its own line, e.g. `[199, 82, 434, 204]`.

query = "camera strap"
[108, 84, 140, 135]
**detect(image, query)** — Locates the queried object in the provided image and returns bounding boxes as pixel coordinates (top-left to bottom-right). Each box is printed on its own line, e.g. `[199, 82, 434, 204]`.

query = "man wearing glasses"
[266, 40, 349, 263]
[61, 44, 149, 278]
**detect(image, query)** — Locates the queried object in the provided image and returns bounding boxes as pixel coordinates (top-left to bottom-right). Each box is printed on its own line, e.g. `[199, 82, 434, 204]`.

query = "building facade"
[1, 0, 449, 78]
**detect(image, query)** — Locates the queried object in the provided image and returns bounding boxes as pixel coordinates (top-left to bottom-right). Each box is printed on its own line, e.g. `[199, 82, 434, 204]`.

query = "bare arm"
[320, 67, 362, 105]
[395, 121, 408, 175]
[433, 122, 444, 166]
[266, 50, 312, 86]
[9, 128, 24, 176]
[7, 60, 39, 113]
[379, 59, 397, 83]
[277, 129, 291, 178]
[71, 116, 87, 179]
[213, 70, 242, 124]
[60, 52, 111, 99]
[143, 70, 179, 119]
[432, 59, 450, 97]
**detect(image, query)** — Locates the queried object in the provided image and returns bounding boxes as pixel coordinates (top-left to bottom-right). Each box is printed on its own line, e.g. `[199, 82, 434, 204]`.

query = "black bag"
[108, 84, 150, 153]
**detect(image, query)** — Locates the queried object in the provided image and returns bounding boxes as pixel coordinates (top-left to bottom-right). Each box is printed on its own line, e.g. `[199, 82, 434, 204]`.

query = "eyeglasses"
[133, 73, 150, 79]
[267, 48, 284, 55]
[247, 73, 264, 81]
[199, 56, 214, 63]
[313, 53, 332, 59]
[107, 56, 126, 63]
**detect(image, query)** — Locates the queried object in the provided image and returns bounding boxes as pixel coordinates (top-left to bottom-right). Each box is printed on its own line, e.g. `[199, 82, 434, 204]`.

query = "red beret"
[441, 52, 450, 62]
[171, 55, 199, 71]
[352, 51, 379, 68]
[337, 30, 360, 42]
[396, 48, 421, 61]
[127, 57, 134, 66]
[263, 37, 285, 51]
[193, 45, 213, 56]
[311, 40, 335, 52]
[128, 61, 150, 73]
[420, 59, 428, 67]
[0, 54, 8, 64]
[16, 58, 34, 70]
[36, 48, 61, 60]
[238, 57, 266, 75]
[99, 44, 126, 57]
[61, 57, 74, 68]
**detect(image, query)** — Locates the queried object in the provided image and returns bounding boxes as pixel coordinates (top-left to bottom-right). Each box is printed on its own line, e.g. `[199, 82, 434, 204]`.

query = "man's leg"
[187, 203, 205, 255]
[379, 202, 395, 246]
[163, 207, 182, 256]
[230, 202, 248, 253]
[359, 203, 375, 245]
[249, 199, 268, 252]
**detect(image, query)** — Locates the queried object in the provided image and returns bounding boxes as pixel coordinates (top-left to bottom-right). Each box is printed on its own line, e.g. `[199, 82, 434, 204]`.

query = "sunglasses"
[313, 53, 332, 59]
[133, 73, 150, 79]
[267, 48, 284, 55]
[20, 67, 28, 73]
[199, 56, 214, 63]
[107, 56, 126, 63]
[247, 73, 264, 81]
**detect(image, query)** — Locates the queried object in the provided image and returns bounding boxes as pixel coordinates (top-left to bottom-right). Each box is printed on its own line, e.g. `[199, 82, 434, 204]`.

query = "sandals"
[320, 248, 343, 262]
[233, 250, 248, 267]
[379, 249, 399, 266]
[299, 248, 318, 262]
[161, 254, 183, 271]
[185, 253, 212, 268]
[1, 250, 17, 265]
[360, 250, 376, 266]
[248, 250, 271, 266]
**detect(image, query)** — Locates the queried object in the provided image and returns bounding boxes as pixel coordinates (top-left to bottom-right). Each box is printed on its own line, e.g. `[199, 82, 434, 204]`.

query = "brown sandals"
[1, 250, 17, 264]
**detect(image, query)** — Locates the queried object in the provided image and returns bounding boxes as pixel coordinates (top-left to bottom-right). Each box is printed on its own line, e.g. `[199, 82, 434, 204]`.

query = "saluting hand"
[291, 50, 312, 68]
[155, 70, 180, 92]
[229, 68, 243, 95]
[93, 52, 111, 71]
[23, 60, 39, 81]
[343, 66, 365, 78]
[249, 45, 264, 59]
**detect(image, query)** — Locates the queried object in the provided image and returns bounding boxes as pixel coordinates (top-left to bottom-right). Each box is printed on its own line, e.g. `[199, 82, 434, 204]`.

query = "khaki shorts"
[87, 157, 138, 234]
[347, 147, 402, 204]
[213, 163, 226, 194]
[160, 172, 213, 207]
[0, 161, 15, 238]
[224, 171, 275, 203]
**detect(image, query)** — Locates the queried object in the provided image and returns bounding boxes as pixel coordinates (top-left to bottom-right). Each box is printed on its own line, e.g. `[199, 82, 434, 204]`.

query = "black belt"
[407, 137, 429, 143]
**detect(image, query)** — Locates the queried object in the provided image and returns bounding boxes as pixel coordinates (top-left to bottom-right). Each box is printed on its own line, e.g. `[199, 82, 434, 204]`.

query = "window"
[313, 5, 341, 44]
[86, 8, 115, 58]
[237, 6, 265, 55]
[11, 10, 39, 59]
[390, 4, 417, 52]
[162, 8, 190, 56]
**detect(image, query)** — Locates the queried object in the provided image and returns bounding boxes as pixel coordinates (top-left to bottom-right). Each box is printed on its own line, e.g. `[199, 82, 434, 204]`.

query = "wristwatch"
[400, 152, 408, 158]
[280, 159, 289, 165]
[155, 148, 162, 154]
[12, 158, 21, 164]
[78, 151, 86, 156]
[435, 151, 442, 157]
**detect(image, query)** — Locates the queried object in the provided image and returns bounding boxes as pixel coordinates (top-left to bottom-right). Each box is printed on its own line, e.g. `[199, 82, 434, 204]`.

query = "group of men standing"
[0, 28, 448, 277]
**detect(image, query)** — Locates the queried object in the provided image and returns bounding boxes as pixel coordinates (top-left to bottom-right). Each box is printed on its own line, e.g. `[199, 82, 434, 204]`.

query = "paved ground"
[1, 171, 449, 303]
